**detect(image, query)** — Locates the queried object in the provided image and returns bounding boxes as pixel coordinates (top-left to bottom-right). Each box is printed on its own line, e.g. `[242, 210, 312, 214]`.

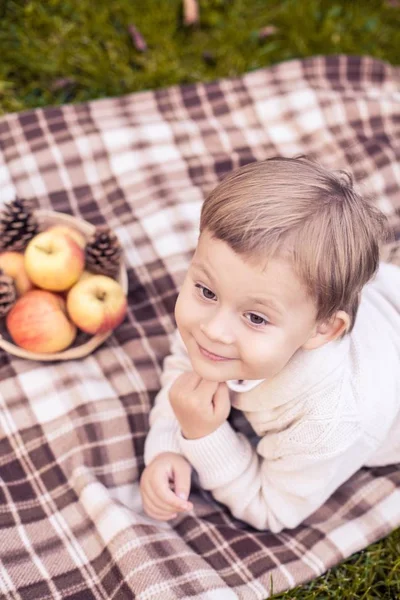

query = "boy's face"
[175, 230, 320, 383]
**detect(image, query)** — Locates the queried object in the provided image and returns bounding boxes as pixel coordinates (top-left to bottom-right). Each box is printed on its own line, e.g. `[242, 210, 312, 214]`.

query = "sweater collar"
[227, 379, 265, 392]
[228, 336, 348, 408]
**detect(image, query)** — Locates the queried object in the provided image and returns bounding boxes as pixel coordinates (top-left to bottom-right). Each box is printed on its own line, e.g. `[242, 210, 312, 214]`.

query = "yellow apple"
[57, 270, 95, 302]
[46, 225, 86, 249]
[6, 290, 77, 353]
[24, 231, 85, 291]
[77, 270, 96, 283]
[0, 251, 34, 296]
[67, 275, 127, 334]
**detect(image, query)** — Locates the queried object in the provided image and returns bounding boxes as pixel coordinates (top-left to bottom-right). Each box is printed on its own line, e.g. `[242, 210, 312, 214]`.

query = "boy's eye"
[195, 284, 217, 300]
[245, 312, 268, 326]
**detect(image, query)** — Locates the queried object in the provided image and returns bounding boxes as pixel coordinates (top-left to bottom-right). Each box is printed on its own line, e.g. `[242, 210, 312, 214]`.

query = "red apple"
[67, 275, 127, 334]
[6, 290, 77, 353]
[24, 230, 85, 291]
[0, 251, 34, 296]
[46, 225, 86, 249]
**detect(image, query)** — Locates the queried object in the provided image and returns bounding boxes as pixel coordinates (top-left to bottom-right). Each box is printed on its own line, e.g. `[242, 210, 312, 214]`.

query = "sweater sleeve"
[144, 330, 193, 466]
[179, 394, 374, 532]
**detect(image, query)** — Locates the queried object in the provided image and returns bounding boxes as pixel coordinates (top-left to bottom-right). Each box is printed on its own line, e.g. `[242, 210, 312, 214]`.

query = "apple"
[46, 225, 86, 249]
[24, 230, 85, 291]
[0, 251, 34, 296]
[6, 290, 77, 353]
[57, 270, 96, 302]
[67, 275, 127, 334]
[77, 270, 96, 283]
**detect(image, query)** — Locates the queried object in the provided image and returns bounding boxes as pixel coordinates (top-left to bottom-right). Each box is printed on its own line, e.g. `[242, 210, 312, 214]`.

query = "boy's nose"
[200, 315, 235, 345]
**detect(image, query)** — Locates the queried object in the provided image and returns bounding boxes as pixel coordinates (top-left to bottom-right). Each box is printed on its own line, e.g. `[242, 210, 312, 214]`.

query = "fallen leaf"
[258, 25, 278, 39]
[202, 51, 216, 66]
[50, 77, 75, 92]
[128, 24, 147, 52]
[183, 0, 199, 26]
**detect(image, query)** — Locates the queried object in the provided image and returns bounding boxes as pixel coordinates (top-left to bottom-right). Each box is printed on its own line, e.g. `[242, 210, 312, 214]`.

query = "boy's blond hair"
[200, 156, 388, 331]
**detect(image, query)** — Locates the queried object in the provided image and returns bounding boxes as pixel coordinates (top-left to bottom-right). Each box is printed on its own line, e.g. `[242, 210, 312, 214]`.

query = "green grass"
[0, 1, 399, 598]
[0, 0, 399, 114]
[275, 527, 400, 599]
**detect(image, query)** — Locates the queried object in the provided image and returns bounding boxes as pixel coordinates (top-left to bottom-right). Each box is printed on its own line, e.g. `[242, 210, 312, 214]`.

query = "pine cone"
[85, 227, 122, 278]
[0, 269, 17, 317]
[0, 197, 39, 252]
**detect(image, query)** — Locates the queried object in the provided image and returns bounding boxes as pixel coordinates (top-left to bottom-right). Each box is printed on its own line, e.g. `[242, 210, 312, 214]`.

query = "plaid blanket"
[0, 55, 399, 600]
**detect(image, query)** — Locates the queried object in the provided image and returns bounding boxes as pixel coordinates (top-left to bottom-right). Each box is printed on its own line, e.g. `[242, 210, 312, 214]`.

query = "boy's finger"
[143, 485, 174, 513]
[143, 503, 177, 521]
[172, 463, 192, 505]
[213, 383, 231, 415]
[155, 483, 192, 511]
[144, 477, 184, 512]
[188, 371, 202, 390]
[195, 378, 219, 399]
[175, 371, 201, 391]
[145, 478, 190, 513]
[142, 487, 179, 518]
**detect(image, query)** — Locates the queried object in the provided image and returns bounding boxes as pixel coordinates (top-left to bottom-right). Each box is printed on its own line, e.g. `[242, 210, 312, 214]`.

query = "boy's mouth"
[197, 343, 235, 362]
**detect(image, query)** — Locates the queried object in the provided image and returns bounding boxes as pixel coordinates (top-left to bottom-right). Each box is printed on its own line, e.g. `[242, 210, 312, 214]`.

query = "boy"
[140, 156, 400, 532]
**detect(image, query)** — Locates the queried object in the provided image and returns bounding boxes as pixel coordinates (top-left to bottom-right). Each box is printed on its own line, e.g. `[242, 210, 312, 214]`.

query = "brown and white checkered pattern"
[0, 55, 399, 600]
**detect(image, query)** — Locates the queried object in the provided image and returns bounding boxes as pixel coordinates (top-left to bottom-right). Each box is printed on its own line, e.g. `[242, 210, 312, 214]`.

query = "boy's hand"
[140, 452, 193, 521]
[169, 372, 231, 439]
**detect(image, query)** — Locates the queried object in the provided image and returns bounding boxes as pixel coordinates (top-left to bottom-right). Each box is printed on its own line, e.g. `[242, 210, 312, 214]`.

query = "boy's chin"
[189, 356, 232, 383]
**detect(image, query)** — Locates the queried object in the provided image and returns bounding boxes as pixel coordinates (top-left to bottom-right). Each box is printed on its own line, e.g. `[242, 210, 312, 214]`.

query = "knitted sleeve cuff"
[179, 422, 252, 489]
[144, 418, 182, 465]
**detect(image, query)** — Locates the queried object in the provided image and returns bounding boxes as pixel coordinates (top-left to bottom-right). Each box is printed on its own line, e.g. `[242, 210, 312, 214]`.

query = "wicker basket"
[0, 209, 128, 362]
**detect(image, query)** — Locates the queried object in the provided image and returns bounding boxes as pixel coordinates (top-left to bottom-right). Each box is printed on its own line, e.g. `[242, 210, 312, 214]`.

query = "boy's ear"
[302, 311, 351, 350]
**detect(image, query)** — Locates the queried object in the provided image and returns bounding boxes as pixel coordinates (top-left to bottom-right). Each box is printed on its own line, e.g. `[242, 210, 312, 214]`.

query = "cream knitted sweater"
[144, 262, 400, 532]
